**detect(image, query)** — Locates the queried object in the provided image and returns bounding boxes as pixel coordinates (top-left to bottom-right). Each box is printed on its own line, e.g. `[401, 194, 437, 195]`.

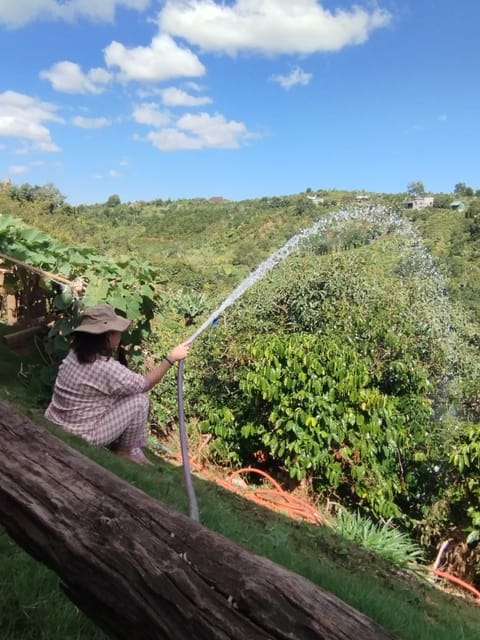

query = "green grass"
[1, 400, 480, 640]
[0, 530, 105, 640]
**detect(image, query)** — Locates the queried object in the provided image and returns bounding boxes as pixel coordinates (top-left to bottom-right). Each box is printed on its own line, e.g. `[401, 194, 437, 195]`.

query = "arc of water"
[175, 204, 456, 521]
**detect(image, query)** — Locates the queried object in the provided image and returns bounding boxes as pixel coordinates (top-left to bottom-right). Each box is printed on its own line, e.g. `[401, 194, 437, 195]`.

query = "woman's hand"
[144, 340, 193, 390]
[168, 340, 192, 363]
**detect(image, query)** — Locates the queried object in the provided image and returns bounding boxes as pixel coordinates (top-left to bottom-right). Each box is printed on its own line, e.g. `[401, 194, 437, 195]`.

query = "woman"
[45, 303, 191, 464]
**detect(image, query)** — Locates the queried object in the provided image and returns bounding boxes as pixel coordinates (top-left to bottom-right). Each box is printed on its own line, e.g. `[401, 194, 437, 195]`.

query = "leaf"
[53, 289, 73, 310]
[466, 530, 480, 545]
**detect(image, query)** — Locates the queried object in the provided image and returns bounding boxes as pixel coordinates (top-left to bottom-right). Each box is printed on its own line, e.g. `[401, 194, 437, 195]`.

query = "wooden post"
[0, 400, 398, 640]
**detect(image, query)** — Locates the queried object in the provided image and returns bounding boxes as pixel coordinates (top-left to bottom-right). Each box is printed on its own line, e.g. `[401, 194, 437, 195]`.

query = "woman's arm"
[144, 340, 192, 390]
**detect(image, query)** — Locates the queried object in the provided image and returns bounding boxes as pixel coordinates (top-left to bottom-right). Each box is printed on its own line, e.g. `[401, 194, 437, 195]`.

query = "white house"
[306, 195, 325, 205]
[403, 196, 435, 210]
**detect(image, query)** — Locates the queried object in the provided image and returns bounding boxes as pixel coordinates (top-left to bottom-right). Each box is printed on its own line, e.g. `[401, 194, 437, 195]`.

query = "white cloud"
[271, 66, 312, 90]
[8, 164, 29, 175]
[133, 103, 171, 127]
[161, 87, 212, 106]
[108, 169, 119, 177]
[104, 34, 205, 83]
[145, 111, 253, 151]
[159, 0, 391, 55]
[185, 81, 205, 92]
[0, 0, 150, 28]
[14, 146, 30, 155]
[72, 115, 111, 128]
[40, 61, 112, 94]
[0, 90, 61, 151]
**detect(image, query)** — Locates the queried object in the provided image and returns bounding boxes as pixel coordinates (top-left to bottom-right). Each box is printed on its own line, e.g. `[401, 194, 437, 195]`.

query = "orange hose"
[166, 456, 327, 525]
[162, 452, 480, 604]
[432, 569, 480, 602]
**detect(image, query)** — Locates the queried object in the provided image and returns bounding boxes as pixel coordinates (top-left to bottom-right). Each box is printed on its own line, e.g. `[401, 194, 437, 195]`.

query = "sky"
[0, 0, 479, 205]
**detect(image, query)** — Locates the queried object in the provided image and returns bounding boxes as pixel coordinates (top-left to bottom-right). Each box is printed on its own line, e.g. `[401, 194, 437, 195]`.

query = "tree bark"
[0, 400, 398, 640]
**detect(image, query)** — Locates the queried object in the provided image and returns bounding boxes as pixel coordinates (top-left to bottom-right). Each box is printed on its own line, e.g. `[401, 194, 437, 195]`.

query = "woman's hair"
[71, 331, 113, 364]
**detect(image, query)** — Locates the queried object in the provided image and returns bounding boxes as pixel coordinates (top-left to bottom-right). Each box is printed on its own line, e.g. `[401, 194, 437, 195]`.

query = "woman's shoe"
[115, 447, 154, 465]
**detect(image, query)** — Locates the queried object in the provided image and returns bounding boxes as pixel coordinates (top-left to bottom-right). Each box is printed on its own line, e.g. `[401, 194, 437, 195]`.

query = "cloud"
[8, 164, 29, 175]
[161, 87, 212, 106]
[40, 61, 112, 94]
[133, 103, 172, 127]
[72, 115, 111, 128]
[104, 34, 205, 82]
[159, 0, 391, 56]
[0, 90, 62, 151]
[143, 111, 253, 151]
[0, 0, 150, 28]
[438, 114, 447, 122]
[185, 81, 205, 92]
[271, 66, 312, 90]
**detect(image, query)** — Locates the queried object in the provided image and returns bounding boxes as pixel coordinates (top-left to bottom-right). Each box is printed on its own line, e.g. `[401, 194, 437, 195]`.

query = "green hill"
[1, 184, 480, 638]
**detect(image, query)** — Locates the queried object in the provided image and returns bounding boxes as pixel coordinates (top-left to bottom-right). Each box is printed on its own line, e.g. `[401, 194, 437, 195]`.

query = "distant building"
[209, 196, 228, 202]
[450, 200, 466, 212]
[403, 196, 435, 210]
[306, 195, 324, 205]
[355, 194, 370, 202]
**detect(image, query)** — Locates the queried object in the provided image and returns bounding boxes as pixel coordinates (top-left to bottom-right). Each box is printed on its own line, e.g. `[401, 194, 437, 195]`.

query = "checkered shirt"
[45, 350, 149, 439]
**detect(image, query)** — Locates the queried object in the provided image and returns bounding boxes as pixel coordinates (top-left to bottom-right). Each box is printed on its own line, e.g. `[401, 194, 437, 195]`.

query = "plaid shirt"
[45, 350, 149, 438]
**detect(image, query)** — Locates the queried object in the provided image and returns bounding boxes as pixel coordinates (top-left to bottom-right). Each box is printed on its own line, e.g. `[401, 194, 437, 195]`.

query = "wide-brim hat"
[72, 304, 131, 334]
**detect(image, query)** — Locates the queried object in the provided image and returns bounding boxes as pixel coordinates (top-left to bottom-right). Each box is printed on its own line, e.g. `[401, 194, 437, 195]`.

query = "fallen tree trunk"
[0, 400, 399, 640]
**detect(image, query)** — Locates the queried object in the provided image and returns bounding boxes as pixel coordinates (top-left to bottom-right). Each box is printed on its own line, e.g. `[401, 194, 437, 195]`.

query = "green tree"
[407, 181, 425, 196]
[454, 182, 474, 197]
[106, 194, 121, 207]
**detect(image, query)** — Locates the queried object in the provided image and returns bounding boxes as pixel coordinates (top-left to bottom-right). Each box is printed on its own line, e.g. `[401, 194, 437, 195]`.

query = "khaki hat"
[73, 304, 131, 334]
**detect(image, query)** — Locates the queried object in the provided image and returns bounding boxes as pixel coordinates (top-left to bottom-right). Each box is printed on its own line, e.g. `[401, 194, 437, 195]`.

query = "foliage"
[202, 331, 432, 519]
[448, 421, 480, 541]
[407, 181, 426, 196]
[454, 182, 475, 197]
[330, 509, 424, 568]
[433, 194, 452, 208]
[0, 213, 160, 389]
[170, 289, 208, 326]
[3, 181, 480, 573]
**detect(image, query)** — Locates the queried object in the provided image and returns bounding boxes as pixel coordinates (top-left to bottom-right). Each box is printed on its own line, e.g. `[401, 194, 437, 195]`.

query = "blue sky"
[0, 1, 479, 205]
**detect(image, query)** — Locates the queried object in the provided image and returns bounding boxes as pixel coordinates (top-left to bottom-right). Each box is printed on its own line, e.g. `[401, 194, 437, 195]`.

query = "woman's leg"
[86, 394, 149, 452]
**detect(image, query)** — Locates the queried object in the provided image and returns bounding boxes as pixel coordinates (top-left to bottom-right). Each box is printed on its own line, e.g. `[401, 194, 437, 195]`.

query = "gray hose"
[176, 358, 199, 522]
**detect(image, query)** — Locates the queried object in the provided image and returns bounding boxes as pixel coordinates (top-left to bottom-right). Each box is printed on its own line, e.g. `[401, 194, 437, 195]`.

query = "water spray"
[173, 205, 452, 522]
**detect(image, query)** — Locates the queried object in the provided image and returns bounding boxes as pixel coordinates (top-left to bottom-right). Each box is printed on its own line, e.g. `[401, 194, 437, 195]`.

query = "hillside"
[1, 185, 480, 638]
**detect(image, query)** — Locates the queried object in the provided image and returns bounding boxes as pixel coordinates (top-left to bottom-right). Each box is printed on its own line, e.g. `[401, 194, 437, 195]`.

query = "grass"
[1, 394, 480, 640]
[0, 530, 105, 640]
[329, 510, 424, 569]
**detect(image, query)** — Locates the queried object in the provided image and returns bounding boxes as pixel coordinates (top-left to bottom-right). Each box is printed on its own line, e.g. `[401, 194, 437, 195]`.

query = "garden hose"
[176, 358, 199, 522]
[175, 315, 221, 522]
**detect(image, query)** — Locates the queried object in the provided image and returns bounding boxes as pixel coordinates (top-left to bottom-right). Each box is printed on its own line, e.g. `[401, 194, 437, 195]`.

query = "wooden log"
[2, 323, 48, 346]
[0, 400, 399, 640]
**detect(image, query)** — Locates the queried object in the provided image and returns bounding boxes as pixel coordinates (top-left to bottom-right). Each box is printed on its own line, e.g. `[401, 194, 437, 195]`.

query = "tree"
[454, 183, 474, 197]
[407, 181, 425, 196]
[106, 194, 121, 207]
[38, 182, 66, 208]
